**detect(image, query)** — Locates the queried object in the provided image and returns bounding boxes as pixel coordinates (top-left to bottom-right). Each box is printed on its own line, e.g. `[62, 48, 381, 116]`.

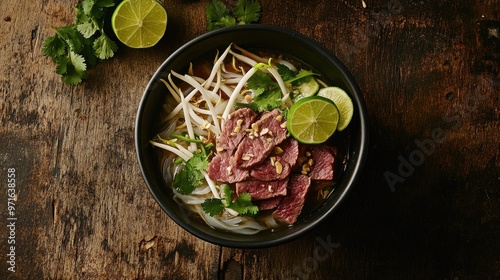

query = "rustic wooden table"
[1, 0, 499, 279]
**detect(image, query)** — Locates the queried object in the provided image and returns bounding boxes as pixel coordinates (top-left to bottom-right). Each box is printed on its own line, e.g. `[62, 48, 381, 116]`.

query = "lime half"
[111, 0, 167, 48]
[317, 87, 354, 131]
[287, 96, 340, 144]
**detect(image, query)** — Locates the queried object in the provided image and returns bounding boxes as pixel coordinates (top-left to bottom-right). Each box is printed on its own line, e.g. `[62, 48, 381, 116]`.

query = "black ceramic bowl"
[135, 25, 368, 248]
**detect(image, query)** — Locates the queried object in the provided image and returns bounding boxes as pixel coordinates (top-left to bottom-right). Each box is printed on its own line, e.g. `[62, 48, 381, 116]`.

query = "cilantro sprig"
[206, 0, 261, 31]
[171, 134, 213, 195]
[237, 68, 282, 112]
[164, 133, 257, 216]
[277, 64, 318, 84]
[202, 185, 259, 216]
[236, 62, 320, 113]
[174, 151, 209, 195]
[236, 62, 321, 112]
[42, 0, 118, 85]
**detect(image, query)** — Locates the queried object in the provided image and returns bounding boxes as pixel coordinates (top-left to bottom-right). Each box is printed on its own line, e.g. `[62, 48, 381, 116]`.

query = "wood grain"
[0, 0, 498, 279]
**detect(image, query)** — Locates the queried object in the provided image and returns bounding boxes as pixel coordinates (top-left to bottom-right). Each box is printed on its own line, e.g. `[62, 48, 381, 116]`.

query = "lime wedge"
[111, 0, 167, 48]
[287, 96, 340, 144]
[292, 76, 320, 102]
[317, 87, 354, 131]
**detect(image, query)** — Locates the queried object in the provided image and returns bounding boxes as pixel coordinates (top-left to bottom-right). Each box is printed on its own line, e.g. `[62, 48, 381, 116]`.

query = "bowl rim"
[135, 24, 369, 248]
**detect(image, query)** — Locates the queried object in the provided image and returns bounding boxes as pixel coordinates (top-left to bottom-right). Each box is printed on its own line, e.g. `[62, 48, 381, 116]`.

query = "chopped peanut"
[273, 146, 284, 155]
[270, 156, 276, 166]
[241, 154, 254, 161]
[275, 161, 283, 174]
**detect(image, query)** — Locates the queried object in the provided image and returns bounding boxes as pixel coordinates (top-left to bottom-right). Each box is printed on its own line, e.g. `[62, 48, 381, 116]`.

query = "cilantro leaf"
[202, 185, 259, 217]
[221, 184, 234, 207]
[206, 0, 230, 22]
[56, 25, 86, 53]
[277, 63, 296, 81]
[237, 68, 282, 112]
[201, 198, 226, 216]
[277, 63, 319, 84]
[77, 17, 99, 39]
[42, 35, 67, 58]
[219, 15, 237, 28]
[233, 0, 261, 24]
[96, 0, 115, 8]
[237, 88, 282, 112]
[59, 51, 88, 85]
[93, 33, 118, 60]
[206, 0, 261, 31]
[246, 70, 273, 96]
[43, 25, 92, 85]
[288, 69, 318, 84]
[173, 152, 209, 195]
[228, 193, 259, 216]
[42, 0, 117, 85]
[80, 0, 95, 15]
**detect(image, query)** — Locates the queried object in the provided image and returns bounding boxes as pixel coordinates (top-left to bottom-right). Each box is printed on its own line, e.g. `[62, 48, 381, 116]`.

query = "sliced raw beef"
[258, 109, 288, 145]
[250, 156, 291, 181]
[217, 108, 258, 152]
[206, 151, 249, 183]
[254, 196, 283, 211]
[279, 138, 299, 166]
[273, 175, 311, 224]
[233, 109, 287, 168]
[308, 145, 334, 180]
[236, 179, 288, 200]
[233, 135, 274, 168]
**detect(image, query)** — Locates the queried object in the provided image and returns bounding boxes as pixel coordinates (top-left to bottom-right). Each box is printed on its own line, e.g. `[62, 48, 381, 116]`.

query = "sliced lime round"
[287, 96, 340, 144]
[111, 0, 167, 48]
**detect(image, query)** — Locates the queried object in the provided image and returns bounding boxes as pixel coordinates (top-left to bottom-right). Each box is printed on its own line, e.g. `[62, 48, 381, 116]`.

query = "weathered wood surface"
[1, 0, 498, 279]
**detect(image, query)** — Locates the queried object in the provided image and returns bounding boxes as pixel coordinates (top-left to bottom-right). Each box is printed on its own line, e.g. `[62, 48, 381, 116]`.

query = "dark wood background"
[1, 0, 498, 279]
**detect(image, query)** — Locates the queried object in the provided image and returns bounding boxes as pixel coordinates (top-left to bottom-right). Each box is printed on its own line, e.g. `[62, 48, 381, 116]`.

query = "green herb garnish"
[236, 65, 282, 112]
[206, 0, 261, 31]
[202, 185, 259, 216]
[42, 0, 118, 85]
[173, 151, 209, 195]
[236, 63, 320, 112]
[277, 63, 319, 84]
